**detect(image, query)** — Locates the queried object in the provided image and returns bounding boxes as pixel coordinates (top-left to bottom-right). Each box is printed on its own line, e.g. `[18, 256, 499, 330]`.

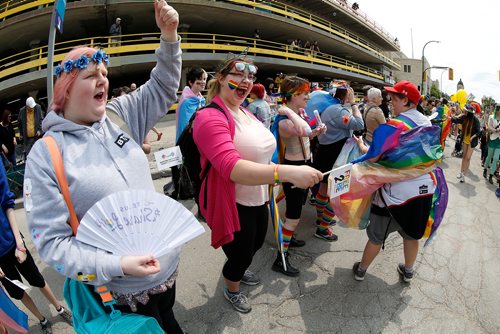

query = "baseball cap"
[384, 80, 420, 105]
[116, 17, 121, 21]
[463, 104, 474, 113]
[26, 97, 36, 108]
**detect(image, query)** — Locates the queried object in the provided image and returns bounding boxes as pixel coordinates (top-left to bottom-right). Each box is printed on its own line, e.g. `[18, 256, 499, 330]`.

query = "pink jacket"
[192, 96, 241, 248]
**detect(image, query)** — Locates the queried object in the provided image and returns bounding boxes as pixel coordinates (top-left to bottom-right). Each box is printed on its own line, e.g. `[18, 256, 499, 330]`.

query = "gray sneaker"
[397, 263, 414, 283]
[241, 270, 261, 286]
[223, 288, 252, 313]
[57, 306, 73, 325]
[40, 319, 53, 334]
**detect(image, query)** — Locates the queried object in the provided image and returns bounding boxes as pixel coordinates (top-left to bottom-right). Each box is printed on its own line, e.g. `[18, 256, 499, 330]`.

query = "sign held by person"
[326, 163, 352, 198]
[154, 146, 182, 170]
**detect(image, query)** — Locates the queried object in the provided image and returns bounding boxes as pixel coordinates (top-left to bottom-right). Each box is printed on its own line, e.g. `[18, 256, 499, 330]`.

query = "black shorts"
[314, 138, 348, 183]
[282, 158, 310, 219]
[0, 245, 45, 300]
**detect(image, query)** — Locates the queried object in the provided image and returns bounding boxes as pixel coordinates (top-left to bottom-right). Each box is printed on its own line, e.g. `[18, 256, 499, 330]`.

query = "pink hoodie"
[192, 96, 242, 248]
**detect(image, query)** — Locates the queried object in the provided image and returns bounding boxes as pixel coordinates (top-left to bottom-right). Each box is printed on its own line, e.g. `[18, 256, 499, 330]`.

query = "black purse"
[177, 164, 196, 200]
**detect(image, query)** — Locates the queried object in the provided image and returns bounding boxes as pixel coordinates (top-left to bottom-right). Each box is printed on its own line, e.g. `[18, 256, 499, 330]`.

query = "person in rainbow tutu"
[340, 81, 447, 283]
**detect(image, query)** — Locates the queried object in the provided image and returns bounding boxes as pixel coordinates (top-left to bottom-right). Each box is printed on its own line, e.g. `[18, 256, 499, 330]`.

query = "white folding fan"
[75, 190, 205, 257]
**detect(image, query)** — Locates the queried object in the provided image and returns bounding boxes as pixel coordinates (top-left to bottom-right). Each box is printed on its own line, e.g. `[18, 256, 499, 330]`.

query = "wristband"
[274, 164, 281, 185]
[16, 246, 27, 253]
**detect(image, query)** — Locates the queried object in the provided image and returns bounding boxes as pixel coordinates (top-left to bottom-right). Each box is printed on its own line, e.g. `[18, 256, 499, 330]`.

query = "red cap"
[384, 81, 420, 105]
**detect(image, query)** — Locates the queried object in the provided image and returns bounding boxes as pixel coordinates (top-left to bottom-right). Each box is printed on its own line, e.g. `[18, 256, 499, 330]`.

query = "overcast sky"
[358, 0, 500, 102]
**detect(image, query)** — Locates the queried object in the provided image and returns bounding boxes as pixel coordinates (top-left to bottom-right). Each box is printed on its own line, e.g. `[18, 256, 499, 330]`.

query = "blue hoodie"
[0, 163, 16, 257]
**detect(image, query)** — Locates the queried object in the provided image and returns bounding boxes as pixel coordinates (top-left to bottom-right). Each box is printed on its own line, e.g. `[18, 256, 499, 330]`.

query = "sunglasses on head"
[233, 62, 258, 74]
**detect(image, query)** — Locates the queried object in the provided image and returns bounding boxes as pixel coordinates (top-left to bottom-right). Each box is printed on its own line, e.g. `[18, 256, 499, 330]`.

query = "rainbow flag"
[0, 287, 28, 333]
[423, 167, 448, 247]
[270, 115, 287, 203]
[269, 185, 286, 268]
[331, 116, 447, 244]
[434, 104, 451, 149]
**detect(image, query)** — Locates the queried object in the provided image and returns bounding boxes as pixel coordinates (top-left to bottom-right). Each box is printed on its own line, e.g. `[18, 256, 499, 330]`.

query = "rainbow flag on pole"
[269, 185, 286, 270]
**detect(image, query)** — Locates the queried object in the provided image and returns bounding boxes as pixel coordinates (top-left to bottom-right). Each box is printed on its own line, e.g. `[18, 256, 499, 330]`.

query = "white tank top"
[231, 110, 276, 206]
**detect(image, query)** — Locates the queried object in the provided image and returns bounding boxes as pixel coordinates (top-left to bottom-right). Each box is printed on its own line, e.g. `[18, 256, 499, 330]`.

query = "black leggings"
[221, 204, 269, 282]
[0, 245, 45, 300]
[115, 283, 183, 334]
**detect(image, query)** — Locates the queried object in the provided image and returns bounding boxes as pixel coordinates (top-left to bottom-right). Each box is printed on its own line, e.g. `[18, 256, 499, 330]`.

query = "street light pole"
[440, 69, 447, 93]
[421, 40, 440, 95]
[423, 66, 448, 96]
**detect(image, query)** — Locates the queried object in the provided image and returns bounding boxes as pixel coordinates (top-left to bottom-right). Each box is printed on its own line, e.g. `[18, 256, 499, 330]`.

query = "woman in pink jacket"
[193, 57, 322, 314]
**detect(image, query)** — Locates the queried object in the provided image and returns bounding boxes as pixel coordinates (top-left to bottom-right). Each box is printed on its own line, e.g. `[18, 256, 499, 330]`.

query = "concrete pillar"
[28, 39, 41, 73]
[180, 67, 188, 90]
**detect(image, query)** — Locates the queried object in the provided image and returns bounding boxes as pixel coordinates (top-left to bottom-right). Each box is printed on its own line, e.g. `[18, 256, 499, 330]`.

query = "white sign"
[5, 277, 30, 291]
[327, 163, 353, 198]
[154, 146, 182, 171]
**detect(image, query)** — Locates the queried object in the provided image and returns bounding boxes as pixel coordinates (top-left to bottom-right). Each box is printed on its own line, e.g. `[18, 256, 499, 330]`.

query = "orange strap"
[42, 136, 79, 235]
[43, 136, 112, 305]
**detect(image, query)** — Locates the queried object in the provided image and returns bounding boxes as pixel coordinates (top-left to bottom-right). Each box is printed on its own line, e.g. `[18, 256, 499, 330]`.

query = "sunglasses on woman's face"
[233, 62, 258, 74]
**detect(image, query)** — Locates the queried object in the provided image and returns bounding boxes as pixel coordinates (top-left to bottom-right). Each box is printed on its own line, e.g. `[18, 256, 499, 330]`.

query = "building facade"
[0, 0, 402, 110]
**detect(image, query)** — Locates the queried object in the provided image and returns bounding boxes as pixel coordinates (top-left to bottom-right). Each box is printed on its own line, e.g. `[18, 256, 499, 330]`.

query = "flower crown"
[55, 49, 109, 78]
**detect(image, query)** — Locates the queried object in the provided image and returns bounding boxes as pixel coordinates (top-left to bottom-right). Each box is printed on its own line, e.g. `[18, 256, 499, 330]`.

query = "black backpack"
[175, 102, 228, 203]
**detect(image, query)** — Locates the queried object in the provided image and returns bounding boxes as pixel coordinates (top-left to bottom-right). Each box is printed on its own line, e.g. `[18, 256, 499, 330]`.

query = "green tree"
[482, 96, 495, 108]
[430, 84, 441, 98]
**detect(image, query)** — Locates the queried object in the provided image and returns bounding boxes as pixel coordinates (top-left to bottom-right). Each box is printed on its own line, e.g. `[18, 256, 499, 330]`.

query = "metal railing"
[0, 32, 384, 82]
[0, 0, 399, 69]
[324, 0, 399, 46]
[0, 0, 53, 21]
[221, 0, 399, 68]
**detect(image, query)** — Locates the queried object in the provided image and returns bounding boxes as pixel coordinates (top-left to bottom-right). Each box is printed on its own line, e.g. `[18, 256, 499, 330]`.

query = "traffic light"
[448, 68, 454, 80]
[423, 71, 427, 82]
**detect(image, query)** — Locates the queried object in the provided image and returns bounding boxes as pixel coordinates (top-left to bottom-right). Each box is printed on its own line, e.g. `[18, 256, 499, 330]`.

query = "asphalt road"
[7, 119, 500, 333]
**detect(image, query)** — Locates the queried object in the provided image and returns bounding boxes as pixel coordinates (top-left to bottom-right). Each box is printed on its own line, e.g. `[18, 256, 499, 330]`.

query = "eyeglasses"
[228, 72, 257, 82]
[233, 62, 258, 74]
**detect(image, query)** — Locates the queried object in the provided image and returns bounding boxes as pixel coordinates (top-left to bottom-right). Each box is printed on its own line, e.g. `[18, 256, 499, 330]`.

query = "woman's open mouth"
[235, 87, 248, 99]
[94, 92, 105, 102]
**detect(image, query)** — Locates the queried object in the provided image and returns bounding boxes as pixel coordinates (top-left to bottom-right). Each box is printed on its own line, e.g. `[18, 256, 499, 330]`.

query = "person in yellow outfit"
[18, 97, 43, 159]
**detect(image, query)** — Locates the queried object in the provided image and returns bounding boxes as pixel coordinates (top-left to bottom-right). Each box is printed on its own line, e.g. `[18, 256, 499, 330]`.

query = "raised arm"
[106, 1, 181, 144]
[277, 105, 311, 138]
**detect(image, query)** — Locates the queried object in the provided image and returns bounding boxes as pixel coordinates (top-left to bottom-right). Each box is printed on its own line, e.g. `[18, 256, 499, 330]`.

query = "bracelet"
[274, 164, 281, 185]
[16, 246, 27, 253]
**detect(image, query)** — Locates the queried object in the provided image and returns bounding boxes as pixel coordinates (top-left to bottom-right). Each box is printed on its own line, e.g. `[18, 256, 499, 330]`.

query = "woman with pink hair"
[24, 2, 185, 332]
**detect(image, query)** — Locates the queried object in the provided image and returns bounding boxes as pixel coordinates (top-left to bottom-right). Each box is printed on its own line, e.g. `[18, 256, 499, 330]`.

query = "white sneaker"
[456, 172, 463, 179]
[460, 174, 465, 183]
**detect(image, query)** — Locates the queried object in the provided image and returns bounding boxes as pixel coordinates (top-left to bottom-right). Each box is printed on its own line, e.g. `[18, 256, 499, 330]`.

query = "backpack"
[176, 102, 228, 202]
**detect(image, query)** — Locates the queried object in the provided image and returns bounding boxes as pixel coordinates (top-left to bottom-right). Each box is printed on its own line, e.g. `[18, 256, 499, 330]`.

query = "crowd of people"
[288, 39, 321, 56]
[0, 1, 498, 333]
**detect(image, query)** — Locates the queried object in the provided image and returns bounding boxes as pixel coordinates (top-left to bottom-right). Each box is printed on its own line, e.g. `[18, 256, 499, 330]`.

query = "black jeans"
[221, 204, 269, 282]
